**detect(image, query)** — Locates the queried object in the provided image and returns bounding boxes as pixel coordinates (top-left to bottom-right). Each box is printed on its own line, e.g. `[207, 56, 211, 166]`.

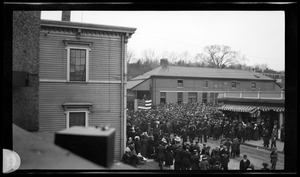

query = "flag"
[138, 99, 152, 110]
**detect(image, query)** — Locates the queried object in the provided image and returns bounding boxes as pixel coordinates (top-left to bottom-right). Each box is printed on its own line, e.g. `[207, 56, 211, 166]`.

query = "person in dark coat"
[147, 135, 155, 159]
[191, 150, 200, 170]
[203, 126, 208, 143]
[174, 143, 183, 170]
[210, 149, 221, 168]
[239, 154, 251, 171]
[261, 163, 270, 170]
[155, 142, 166, 170]
[262, 126, 270, 148]
[210, 161, 223, 170]
[231, 138, 239, 158]
[270, 147, 278, 170]
[164, 145, 174, 167]
[199, 155, 210, 170]
[253, 124, 259, 141]
[220, 145, 230, 170]
[134, 136, 141, 155]
[197, 124, 204, 143]
[140, 134, 148, 158]
[181, 145, 192, 170]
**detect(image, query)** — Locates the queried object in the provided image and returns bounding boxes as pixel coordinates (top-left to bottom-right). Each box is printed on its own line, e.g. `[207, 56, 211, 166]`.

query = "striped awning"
[218, 104, 285, 113]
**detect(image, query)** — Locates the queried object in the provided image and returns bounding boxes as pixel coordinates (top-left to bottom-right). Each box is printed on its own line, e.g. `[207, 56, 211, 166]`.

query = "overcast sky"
[41, 11, 285, 71]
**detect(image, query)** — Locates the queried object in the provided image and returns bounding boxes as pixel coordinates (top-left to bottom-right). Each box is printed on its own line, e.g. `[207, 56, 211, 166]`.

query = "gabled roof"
[127, 65, 274, 89]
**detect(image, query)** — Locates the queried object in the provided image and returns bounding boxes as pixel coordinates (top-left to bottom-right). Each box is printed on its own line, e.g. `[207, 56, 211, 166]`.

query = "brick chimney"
[160, 58, 169, 68]
[62, 11, 71, 21]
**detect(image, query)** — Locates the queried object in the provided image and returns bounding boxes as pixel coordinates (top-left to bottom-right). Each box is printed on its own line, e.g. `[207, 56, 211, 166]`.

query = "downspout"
[120, 33, 128, 159]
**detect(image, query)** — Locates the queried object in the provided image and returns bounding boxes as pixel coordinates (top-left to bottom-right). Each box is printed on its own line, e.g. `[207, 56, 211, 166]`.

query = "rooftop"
[41, 19, 137, 34]
[131, 65, 274, 81]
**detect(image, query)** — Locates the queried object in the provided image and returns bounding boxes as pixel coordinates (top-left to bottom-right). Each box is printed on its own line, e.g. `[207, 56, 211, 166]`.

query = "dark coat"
[165, 147, 174, 165]
[239, 159, 250, 170]
[155, 145, 165, 160]
[182, 150, 192, 166]
[191, 154, 200, 170]
[174, 147, 183, 162]
[199, 159, 210, 170]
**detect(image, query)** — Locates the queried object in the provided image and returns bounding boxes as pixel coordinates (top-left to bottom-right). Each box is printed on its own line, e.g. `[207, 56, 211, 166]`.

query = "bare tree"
[141, 48, 158, 61]
[199, 44, 245, 69]
[126, 49, 136, 64]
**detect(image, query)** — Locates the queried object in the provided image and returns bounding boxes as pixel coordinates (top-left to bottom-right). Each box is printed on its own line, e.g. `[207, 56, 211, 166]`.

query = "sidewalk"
[242, 139, 284, 154]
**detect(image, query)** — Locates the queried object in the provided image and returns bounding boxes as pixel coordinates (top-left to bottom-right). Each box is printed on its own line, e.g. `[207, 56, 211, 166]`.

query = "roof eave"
[41, 19, 137, 34]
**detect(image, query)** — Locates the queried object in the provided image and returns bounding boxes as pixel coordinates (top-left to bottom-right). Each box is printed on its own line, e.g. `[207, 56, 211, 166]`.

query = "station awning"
[218, 104, 285, 113]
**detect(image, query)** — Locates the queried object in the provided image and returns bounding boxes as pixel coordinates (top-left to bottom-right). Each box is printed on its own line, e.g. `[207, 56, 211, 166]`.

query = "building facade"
[39, 18, 136, 160]
[128, 59, 283, 106]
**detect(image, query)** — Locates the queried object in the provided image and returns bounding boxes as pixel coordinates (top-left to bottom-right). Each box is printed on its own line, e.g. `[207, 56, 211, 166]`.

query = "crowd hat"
[125, 147, 131, 152]
[202, 155, 207, 160]
[174, 136, 181, 142]
[262, 163, 269, 167]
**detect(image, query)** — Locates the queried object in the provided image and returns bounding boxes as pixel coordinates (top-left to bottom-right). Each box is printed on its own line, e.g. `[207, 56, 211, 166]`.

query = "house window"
[202, 92, 207, 104]
[231, 81, 237, 88]
[188, 92, 197, 103]
[177, 92, 183, 104]
[177, 80, 183, 87]
[69, 49, 87, 81]
[203, 80, 208, 88]
[67, 46, 90, 82]
[160, 92, 166, 104]
[62, 102, 92, 129]
[251, 82, 256, 89]
[66, 111, 89, 128]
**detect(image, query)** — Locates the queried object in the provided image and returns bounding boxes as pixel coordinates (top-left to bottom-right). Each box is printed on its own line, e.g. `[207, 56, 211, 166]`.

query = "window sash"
[231, 82, 237, 88]
[66, 110, 89, 129]
[177, 80, 183, 87]
[67, 46, 89, 82]
[177, 92, 183, 103]
[203, 80, 208, 88]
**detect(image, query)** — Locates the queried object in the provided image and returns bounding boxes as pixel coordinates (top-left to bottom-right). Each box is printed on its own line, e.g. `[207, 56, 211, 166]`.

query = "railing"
[218, 91, 285, 100]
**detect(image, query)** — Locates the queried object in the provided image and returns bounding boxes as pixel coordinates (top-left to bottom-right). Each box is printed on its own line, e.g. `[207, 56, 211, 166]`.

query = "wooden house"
[39, 18, 136, 160]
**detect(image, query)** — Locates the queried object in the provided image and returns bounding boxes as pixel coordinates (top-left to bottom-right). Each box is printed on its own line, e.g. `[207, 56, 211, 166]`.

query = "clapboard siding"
[39, 20, 134, 161]
[40, 34, 122, 81]
[39, 82, 122, 159]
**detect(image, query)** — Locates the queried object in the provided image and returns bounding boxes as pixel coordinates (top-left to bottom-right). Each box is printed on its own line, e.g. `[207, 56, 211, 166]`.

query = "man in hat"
[191, 149, 200, 170]
[261, 163, 270, 170]
[210, 161, 223, 170]
[181, 145, 192, 170]
[199, 155, 210, 170]
[239, 154, 251, 171]
[155, 141, 166, 170]
[174, 143, 183, 170]
[270, 147, 278, 170]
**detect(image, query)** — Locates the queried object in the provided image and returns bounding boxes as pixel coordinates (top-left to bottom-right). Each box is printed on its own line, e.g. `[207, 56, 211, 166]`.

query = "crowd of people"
[122, 103, 280, 170]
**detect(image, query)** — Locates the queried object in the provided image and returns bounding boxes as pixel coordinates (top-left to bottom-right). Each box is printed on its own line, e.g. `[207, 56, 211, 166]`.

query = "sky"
[41, 11, 285, 71]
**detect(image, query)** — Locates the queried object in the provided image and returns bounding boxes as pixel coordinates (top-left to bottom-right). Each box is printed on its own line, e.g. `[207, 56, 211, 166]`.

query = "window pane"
[71, 49, 76, 58]
[69, 112, 86, 127]
[75, 50, 81, 58]
[177, 80, 183, 87]
[81, 50, 86, 58]
[81, 57, 86, 65]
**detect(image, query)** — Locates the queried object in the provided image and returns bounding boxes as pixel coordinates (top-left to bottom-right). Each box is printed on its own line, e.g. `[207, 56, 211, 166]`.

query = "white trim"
[66, 110, 89, 129]
[40, 79, 122, 84]
[40, 32, 122, 40]
[66, 46, 90, 82]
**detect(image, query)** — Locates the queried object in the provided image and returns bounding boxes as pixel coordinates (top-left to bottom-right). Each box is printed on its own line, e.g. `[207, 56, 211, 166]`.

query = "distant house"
[127, 59, 283, 105]
[39, 15, 136, 160]
[127, 58, 285, 139]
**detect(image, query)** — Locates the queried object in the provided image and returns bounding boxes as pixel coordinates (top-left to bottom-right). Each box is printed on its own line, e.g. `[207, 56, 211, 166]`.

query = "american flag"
[137, 100, 152, 110]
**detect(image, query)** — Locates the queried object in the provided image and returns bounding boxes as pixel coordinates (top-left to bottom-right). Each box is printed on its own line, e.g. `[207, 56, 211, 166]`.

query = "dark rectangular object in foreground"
[55, 126, 115, 168]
